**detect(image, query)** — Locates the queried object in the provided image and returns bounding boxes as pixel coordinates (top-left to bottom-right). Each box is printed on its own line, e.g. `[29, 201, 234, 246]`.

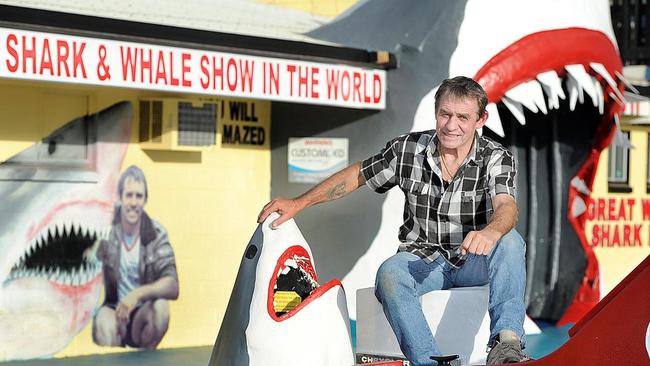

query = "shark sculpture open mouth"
[476, 28, 623, 114]
[269, 245, 345, 321]
[473, 27, 624, 323]
[210, 213, 354, 366]
[300, 0, 627, 325]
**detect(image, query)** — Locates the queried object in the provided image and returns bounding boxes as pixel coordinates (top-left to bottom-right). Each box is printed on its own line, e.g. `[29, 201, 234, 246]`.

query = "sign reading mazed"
[0, 27, 386, 109]
[288, 137, 348, 183]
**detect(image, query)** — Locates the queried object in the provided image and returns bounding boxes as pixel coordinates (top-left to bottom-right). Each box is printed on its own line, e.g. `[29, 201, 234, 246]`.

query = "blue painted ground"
[350, 319, 573, 361]
[0, 346, 212, 366]
[0, 320, 571, 365]
[524, 322, 573, 360]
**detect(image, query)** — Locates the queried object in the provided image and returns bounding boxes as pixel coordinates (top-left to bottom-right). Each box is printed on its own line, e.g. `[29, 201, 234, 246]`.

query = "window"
[647, 132, 650, 192]
[610, 0, 650, 64]
[608, 131, 633, 192]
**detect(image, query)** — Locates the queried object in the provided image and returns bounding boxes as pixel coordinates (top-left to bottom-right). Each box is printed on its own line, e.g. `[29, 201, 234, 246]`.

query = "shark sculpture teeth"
[276, 255, 320, 290]
[484, 103, 505, 137]
[484, 62, 623, 137]
[537, 70, 566, 110]
[615, 69, 640, 95]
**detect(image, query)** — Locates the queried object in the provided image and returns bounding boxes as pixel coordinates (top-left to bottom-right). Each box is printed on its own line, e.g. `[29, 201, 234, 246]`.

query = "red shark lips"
[475, 28, 623, 105]
[267, 245, 342, 321]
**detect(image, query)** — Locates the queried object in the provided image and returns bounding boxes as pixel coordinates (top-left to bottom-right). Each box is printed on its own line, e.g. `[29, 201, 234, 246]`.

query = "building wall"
[257, 0, 357, 18]
[585, 124, 650, 295]
[0, 0, 373, 359]
[0, 79, 270, 358]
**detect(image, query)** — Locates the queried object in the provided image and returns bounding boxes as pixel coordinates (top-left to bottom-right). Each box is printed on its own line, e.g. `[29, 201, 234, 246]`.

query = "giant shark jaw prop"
[471, 28, 624, 325]
[0, 101, 132, 360]
[209, 213, 354, 366]
[446, 0, 625, 324]
[307, 0, 624, 325]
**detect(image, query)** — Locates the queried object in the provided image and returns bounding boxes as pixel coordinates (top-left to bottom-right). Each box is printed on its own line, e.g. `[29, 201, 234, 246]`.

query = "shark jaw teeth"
[274, 255, 320, 293]
[6, 220, 109, 286]
[268, 245, 320, 319]
[484, 62, 626, 138]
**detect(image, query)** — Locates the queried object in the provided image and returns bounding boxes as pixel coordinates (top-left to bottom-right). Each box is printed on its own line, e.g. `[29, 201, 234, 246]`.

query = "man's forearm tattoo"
[327, 182, 347, 200]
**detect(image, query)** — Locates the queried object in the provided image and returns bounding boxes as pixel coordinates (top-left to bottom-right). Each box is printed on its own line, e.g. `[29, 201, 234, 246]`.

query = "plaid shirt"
[361, 130, 516, 267]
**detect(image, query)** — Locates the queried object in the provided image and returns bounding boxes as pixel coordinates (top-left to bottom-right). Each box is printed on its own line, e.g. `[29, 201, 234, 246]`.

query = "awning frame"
[0, 4, 397, 70]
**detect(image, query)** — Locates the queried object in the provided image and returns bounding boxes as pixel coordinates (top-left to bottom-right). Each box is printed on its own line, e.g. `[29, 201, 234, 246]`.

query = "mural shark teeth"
[3, 173, 114, 289]
[209, 213, 354, 366]
[5, 219, 108, 286]
[0, 101, 132, 361]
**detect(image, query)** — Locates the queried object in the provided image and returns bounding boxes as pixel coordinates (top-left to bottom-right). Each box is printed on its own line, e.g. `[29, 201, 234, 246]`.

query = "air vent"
[178, 102, 216, 146]
[138, 101, 150, 142]
[151, 101, 163, 143]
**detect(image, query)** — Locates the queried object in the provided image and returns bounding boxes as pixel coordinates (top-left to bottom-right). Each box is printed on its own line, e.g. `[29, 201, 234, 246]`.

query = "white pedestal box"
[356, 286, 491, 366]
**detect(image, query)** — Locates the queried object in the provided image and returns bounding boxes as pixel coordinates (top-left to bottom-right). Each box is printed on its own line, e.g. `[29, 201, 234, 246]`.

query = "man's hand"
[257, 198, 306, 228]
[256, 162, 364, 229]
[460, 228, 501, 256]
[116, 290, 140, 325]
[461, 194, 518, 256]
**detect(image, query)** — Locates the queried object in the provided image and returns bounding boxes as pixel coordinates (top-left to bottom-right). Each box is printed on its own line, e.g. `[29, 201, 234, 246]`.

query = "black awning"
[0, 4, 396, 70]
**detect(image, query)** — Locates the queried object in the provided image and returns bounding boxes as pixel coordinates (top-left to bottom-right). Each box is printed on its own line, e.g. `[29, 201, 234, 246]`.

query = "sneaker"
[486, 340, 529, 364]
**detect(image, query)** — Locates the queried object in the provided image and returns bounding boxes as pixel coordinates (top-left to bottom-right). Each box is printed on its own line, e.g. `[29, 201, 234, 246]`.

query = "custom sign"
[0, 27, 386, 109]
[288, 137, 348, 183]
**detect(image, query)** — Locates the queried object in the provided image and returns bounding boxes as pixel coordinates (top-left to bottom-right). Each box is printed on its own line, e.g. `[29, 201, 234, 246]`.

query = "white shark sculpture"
[209, 213, 354, 366]
[0, 102, 132, 360]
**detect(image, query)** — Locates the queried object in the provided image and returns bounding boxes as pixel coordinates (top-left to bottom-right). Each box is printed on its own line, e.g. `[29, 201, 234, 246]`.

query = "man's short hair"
[434, 76, 488, 117]
[117, 165, 148, 201]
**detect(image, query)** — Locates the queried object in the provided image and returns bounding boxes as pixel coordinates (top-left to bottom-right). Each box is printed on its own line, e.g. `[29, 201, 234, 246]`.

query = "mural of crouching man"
[93, 165, 179, 349]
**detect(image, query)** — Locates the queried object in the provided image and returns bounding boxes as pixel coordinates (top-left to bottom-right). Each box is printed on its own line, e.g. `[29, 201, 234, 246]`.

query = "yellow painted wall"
[0, 1, 359, 359]
[0, 79, 270, 356]
[256, 0, 357, 18]
[585, 124, 650, 296]
[0, 84, 91, 160]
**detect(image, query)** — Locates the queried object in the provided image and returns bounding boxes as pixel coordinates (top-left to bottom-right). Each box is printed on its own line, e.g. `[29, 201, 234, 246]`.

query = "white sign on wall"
[0, 27, 386, 109]
[288, 137, 348, 183]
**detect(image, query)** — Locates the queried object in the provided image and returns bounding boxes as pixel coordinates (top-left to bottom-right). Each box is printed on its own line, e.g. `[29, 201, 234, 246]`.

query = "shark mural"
[270, 0, 626, 325]
[0, 102, 132, 360]
[209, 213, 354, 366]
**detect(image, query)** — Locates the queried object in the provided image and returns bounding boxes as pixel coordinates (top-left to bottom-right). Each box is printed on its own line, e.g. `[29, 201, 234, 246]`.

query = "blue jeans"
[374, 229, 526, 366]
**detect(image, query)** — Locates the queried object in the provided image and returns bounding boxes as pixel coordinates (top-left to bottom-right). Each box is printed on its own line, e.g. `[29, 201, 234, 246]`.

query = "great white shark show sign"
[0, 27, 386, 109]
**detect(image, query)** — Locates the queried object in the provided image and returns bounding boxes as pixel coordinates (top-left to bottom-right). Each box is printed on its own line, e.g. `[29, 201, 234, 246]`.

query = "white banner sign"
[0, 27, 386, 109]
[288, 137, 348, 183]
